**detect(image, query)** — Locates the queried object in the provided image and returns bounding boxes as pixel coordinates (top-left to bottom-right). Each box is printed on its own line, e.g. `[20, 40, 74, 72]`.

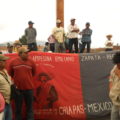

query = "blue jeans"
[3, 103, 12, 120]
[69, 38, 78, 53]
[111, 104, 120, 120]
[80, 41, 91, 53]
[14, 90, 34, 120]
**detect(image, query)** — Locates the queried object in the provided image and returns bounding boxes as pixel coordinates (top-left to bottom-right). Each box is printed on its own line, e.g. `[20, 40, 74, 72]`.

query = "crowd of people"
[46, 18, 93, 53]
[45, 18, 114, 54]
[0, 19, 114, 54]
[0, 20, 117, 120]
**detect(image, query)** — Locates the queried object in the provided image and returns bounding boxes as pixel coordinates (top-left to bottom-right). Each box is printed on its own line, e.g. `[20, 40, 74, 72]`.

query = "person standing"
[25, 21, 38, 51]
[80, 22, 92, 53]
[43, 42, 50, 52]
[105, 34, 113, 51]
[52, 19, 65, 53]
[48, 35, 56, 52]
[8, 47, 36, 120]
[109, 52, 120, 120]
[67, 18, 80, 53]
[13, 40, 22, 53]
[7, 45, 13, 54]
[0, 54, 12, 120]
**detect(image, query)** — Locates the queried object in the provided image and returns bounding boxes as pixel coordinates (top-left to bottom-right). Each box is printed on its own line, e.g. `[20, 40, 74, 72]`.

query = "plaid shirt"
[81, 28, 92, 42]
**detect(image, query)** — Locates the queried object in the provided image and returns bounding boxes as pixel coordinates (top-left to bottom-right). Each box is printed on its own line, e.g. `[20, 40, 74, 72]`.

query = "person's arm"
[8, 61, 14, 78]
[25, 29, 27, 36]
[81, 29, 92, 36]
[68, 25, 72, 32]
[90, 29, 92, 35]
[79, 29, 84, 35]
[71, 25, 79, 33]
[87, 29, 92, 35]
[72, 25, 80, 33]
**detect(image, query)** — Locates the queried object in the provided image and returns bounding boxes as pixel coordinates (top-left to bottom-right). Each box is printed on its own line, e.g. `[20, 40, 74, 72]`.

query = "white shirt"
[67, 24, 79, 39]
[52, 27, 65, 43]
[105, 40, 113, 49]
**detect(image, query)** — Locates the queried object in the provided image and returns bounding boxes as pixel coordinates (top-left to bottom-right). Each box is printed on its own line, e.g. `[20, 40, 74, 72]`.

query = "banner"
[6, 51, 116, 120]
[79, 52, 114, 120]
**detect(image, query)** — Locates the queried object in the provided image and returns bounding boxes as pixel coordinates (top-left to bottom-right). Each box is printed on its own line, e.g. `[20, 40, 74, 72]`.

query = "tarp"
[6, 51, 116, 120]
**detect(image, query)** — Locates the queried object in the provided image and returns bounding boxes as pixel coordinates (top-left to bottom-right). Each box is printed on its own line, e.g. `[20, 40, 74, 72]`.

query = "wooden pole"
[56, 0, 64, 27]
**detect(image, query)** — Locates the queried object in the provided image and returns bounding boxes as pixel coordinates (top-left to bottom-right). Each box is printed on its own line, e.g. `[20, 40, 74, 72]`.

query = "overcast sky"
[0, 0, 120, 48]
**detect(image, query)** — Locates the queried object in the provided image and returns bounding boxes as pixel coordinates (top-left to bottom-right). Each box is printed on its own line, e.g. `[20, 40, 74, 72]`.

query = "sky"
[0, 0, 120, 48]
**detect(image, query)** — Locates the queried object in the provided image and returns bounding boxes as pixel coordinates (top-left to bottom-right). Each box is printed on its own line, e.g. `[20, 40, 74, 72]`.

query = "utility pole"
[56, 0, 64, 27]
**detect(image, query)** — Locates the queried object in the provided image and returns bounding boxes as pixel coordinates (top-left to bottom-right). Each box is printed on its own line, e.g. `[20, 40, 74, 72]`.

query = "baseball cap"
[14, 40, 22, 46]
[28, 21, 34, 24]
[86, 22, 90, 25]
[71, 18, 76, 21]
[0, 55, 9, 61]
[56, 19, 62, 24]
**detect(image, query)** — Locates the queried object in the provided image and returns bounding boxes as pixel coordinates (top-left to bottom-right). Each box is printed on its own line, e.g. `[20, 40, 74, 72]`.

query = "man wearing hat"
[25, 21, 38, 51]
[67, 18, 80, 53]
[52, 19, 65, 53]
[8, 47, 36, 120]
[7, 44, 13, 53]
[0, 54, 12, 120]
[13, 40, 22, 53]
[105, 34, 113, 51]
[80, 22, 92, 53]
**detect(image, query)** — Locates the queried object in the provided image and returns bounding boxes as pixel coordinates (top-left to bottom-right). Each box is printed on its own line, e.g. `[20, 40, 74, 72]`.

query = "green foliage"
[19, 35, 27, 45]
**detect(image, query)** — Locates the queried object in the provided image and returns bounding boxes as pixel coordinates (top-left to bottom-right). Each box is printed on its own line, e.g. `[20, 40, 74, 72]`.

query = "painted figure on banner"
[34, 72, 58, 109]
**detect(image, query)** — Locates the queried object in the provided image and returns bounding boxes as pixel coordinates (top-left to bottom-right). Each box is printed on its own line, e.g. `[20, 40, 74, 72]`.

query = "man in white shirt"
[105, 34, 113, 51]
[52, 19, 65, 53]
[67, 18, 80, 53]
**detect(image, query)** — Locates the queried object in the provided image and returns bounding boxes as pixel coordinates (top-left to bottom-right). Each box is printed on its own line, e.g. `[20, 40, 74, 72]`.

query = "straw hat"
[106, 34, 112, 38]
